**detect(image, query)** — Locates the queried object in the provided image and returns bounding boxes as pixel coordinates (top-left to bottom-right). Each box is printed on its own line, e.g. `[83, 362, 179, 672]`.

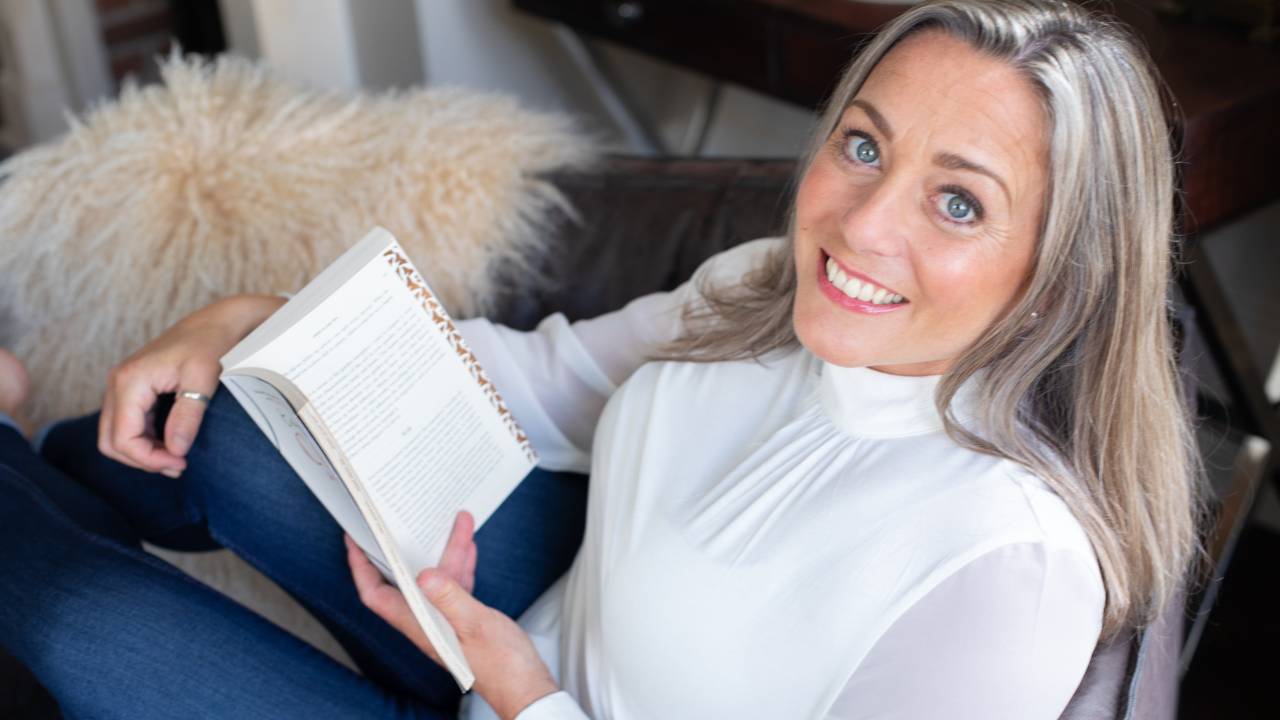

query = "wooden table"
[514, 1, 1280, 226]
[514, 0, 1280, 669]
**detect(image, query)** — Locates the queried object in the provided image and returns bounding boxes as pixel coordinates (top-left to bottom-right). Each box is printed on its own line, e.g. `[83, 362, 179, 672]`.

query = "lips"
[817, 250, 909, 315]
[823, 250, 906, 300]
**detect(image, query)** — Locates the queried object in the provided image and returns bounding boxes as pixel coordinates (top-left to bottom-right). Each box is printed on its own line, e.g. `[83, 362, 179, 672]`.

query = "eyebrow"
[934, 152, 1011, 206]
[847, 98, 1011, 206]
[848, 99, 894, 141]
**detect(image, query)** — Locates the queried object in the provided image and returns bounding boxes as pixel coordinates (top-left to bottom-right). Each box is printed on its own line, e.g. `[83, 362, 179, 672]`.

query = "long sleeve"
[824, 541, 1105, 720]
[514, 691, 591, 720]
[510, 541, 1103, 720]
[455, 237, 785, 474]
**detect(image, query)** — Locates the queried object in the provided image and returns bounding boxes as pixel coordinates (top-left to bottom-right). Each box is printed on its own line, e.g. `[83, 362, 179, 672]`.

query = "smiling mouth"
[819, 250, 910, 311]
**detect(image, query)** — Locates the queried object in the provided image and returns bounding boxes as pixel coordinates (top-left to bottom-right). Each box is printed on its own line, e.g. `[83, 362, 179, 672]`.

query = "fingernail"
[422, 572, 444, 595]
[171, 435, 191, 455]
[160, 468, 182, 479]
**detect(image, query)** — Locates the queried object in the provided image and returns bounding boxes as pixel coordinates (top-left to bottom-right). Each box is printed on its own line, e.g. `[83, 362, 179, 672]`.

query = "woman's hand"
[348, 511, 559, 720]
[97, 294, 286, 477]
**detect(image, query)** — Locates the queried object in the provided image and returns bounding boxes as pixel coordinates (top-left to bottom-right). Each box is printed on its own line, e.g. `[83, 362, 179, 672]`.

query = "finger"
[346, 537, 434, 655]
[463, 535, 477, 593]
[418, 569, 479, 632]
[345, 537, 417, 634]
[458, 511, 477, 593]
[438, 511, 474, 584]
[353, 583, 439, 662]
[113, 383, 185, 473]
[346, 535, 390, 595]
[98, 371, 132, 466]
[165, 369, 218, 457]
[443, 533, 477, 595]
[97, 385, 122, 464]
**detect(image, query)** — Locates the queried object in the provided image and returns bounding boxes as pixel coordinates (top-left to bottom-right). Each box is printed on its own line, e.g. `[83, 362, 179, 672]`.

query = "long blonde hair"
[650, 0, 1210, 642]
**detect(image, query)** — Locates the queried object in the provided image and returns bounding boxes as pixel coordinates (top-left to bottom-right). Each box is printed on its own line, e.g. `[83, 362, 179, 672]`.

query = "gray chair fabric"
[1123, 584, 1186, 720]
[1060, 584, 1185, 720]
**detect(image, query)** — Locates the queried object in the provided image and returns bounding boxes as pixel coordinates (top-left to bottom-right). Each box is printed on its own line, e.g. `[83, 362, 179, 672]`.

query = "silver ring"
[177, 390, 211, 405]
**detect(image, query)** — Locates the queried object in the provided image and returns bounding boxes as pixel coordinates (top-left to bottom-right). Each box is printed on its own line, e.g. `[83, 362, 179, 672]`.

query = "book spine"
[297, 402, 476, 692]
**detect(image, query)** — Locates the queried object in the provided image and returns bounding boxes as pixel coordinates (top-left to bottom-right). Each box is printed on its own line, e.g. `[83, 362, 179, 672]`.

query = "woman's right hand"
[98, 294, 286, 477]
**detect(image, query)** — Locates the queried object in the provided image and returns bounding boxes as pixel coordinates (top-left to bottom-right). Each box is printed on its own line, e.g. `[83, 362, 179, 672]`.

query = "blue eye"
[846, 135, 880, 166]
[937, 191, 978, 223]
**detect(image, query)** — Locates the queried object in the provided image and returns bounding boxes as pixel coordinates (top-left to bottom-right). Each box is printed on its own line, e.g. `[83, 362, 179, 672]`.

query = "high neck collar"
[814, 358, 979, 438]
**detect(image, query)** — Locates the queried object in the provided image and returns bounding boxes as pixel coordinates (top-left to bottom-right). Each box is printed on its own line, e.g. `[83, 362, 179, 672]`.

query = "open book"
[219, 226, 539, 691]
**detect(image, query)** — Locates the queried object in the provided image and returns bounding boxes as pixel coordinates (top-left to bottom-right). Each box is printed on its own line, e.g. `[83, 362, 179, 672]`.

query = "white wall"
[218, 0, 814, 155]
[219, 0, 260, 58]
[0, 0, 110, 146]
[347, 0, 423, 90]
[235, 0, 422, 91]
[414, 0, 815, 156]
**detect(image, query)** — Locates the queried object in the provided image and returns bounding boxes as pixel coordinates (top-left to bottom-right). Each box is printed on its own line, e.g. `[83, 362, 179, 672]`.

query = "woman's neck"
[867, 358, 951, 377]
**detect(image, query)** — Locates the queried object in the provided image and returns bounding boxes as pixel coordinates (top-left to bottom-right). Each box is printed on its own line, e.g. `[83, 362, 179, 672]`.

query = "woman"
[0, 1, 1207, 718]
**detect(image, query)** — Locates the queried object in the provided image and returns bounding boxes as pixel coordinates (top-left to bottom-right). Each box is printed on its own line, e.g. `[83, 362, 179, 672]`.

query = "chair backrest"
[1060, 582, 1186, 720]
[1060, 627, 1136, 719]
[1124, 582, 1186, 719]
[518, 155, 1192, 720]
[496, 156, 795, 328]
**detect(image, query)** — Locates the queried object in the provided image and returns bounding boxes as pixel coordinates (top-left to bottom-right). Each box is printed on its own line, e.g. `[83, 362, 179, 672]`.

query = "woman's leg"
[39, 389, 589, 708]
[0, 420, 450, 720]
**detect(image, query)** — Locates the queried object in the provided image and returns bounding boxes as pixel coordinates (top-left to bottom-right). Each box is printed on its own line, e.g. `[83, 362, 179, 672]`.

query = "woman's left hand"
[346, 512, 560, 720]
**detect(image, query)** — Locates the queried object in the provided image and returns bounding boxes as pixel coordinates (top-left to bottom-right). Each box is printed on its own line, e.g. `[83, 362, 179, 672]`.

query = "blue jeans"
[0, 390, 588, 719]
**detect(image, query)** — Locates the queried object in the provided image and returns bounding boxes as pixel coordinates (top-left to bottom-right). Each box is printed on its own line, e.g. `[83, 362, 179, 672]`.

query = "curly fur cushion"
[0, 52, 596, 669]
[0, 52, 595, 429]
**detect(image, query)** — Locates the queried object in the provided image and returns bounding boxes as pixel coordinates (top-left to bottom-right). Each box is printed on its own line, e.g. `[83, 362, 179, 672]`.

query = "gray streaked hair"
[650, 0, 1210, 642]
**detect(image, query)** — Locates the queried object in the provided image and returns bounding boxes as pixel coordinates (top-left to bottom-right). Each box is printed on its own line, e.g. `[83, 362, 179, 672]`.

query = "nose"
[837, 173, 910, 258]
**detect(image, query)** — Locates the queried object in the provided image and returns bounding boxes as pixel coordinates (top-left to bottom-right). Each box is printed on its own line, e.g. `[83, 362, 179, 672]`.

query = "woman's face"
[792, 30, 1049, 376]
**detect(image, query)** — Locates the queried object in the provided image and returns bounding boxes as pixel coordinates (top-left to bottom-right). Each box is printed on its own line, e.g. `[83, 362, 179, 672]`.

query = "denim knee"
[180, 389, 327, 533]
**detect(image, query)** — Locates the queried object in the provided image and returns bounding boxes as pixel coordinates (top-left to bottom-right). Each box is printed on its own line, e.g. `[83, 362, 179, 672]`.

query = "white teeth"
[824, 254, 905, 305]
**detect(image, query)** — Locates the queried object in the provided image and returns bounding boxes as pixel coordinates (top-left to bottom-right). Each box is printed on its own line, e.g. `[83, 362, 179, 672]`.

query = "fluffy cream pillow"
[0, 52, 595, 429]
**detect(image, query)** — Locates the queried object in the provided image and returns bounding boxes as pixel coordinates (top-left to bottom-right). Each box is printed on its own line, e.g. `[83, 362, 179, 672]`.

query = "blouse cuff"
[513, 691, 590, 720]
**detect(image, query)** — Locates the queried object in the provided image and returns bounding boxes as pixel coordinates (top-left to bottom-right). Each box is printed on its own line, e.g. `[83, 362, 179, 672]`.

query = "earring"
[1030, 311, 1040, 320]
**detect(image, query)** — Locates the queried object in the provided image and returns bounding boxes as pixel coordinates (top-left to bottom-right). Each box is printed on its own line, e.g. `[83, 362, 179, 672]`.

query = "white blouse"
[455, 237, 1104, 720]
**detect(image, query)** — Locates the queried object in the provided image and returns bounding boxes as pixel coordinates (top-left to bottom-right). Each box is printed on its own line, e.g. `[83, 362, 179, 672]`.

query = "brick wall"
[95, 0, 173, 87]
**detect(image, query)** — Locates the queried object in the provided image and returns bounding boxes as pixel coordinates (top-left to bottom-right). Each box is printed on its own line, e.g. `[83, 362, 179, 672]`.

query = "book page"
[221, 229, 539, 690]
[225, 232, 536, 572]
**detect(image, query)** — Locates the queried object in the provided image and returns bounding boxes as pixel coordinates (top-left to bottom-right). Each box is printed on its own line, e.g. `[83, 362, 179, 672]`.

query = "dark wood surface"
[514, 0, 1280, 233]
[1154, 21, 1280, 234]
